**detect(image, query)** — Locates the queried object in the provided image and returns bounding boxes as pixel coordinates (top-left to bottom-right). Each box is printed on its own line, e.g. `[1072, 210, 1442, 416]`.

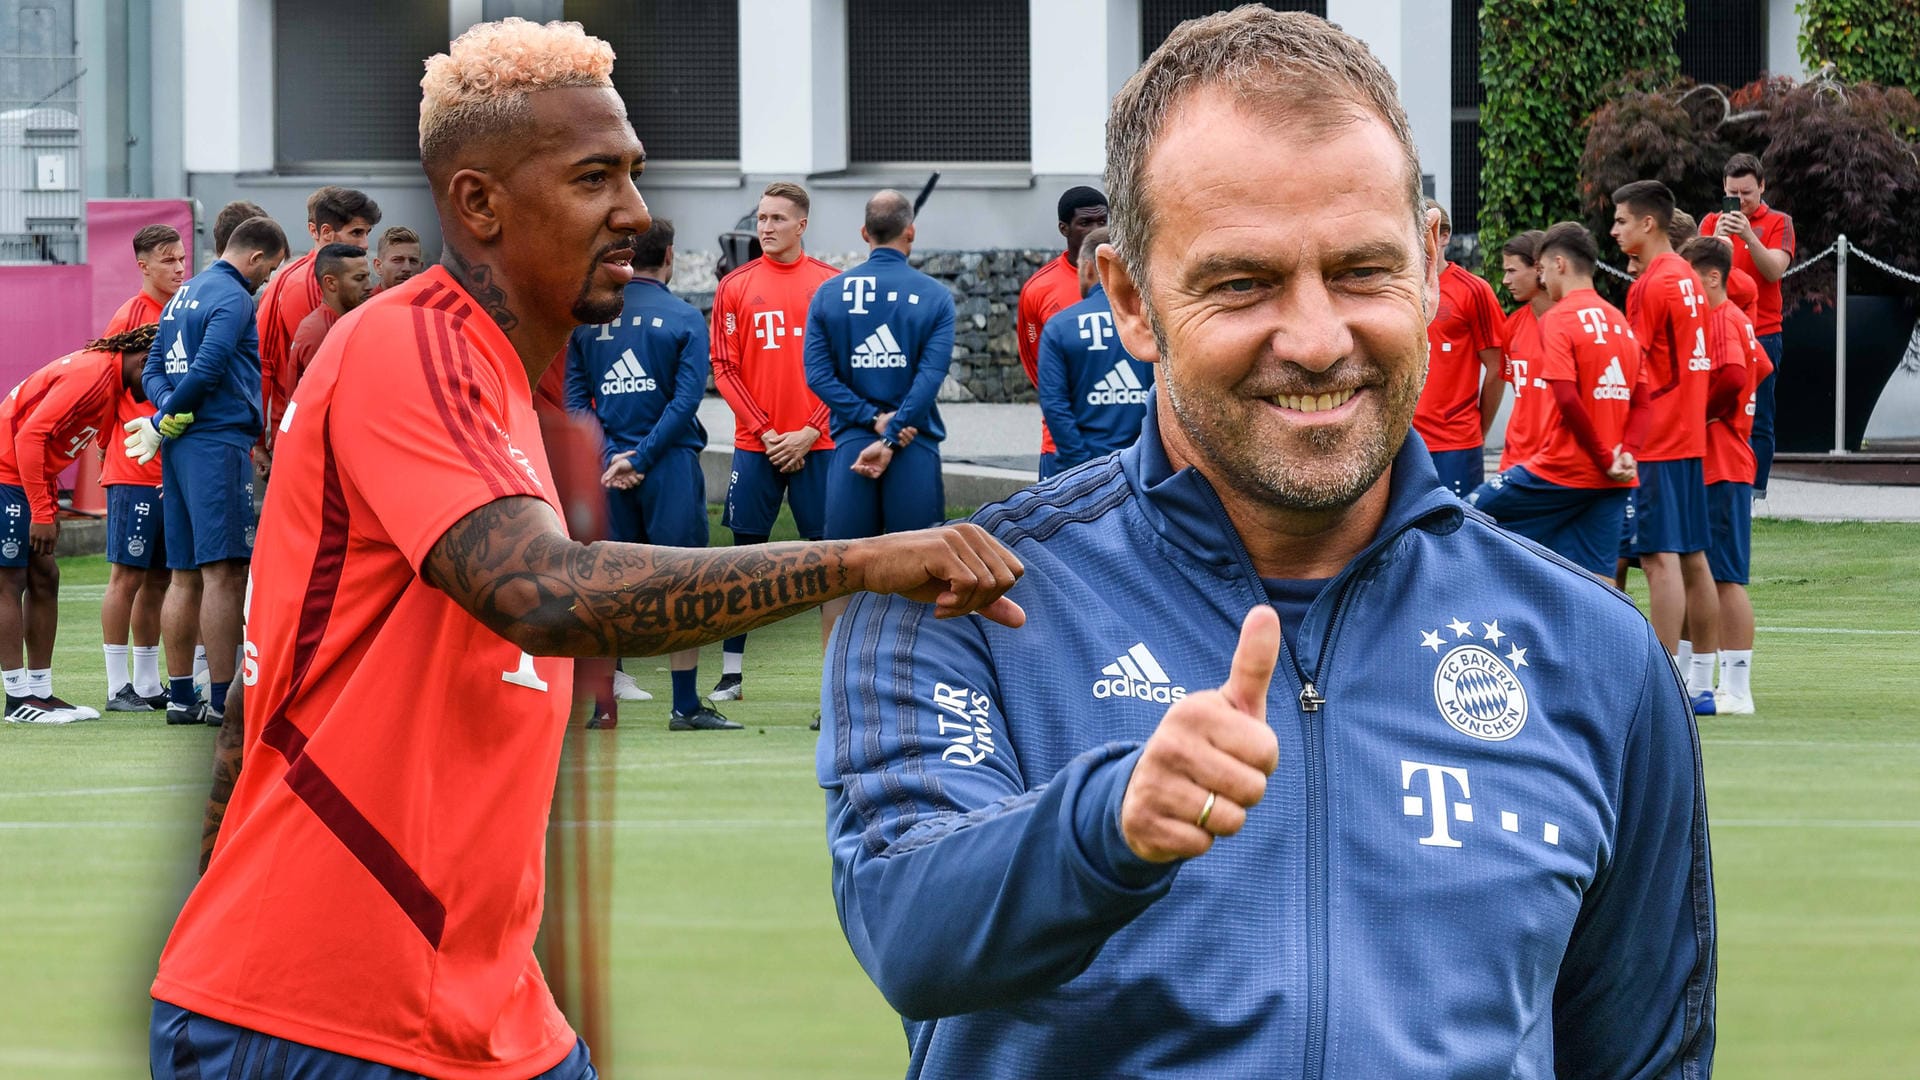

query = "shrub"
[1797, 0, 1920, 90]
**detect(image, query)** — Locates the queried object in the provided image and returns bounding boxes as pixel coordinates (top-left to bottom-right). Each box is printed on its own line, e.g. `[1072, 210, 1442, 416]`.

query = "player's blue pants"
[106, 483, 167, 568]
[1467, 466, 1630, 576]
[723, 448, 828, 540]
[1629, 458, 1709, 556]
[1707, 480, 1753, 585]
[1752, 332, 1781, 494]
[824, 435, 946, 540]
[606, 448, 709, 548]
[161, 436, 255, 570]
[1428, 446, 1485, 499]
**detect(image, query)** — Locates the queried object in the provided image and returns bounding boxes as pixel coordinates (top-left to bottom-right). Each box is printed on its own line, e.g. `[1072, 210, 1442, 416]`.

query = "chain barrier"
[1848, 243, 1920, 285]
[1781, 240, 1839, 278]
[1587, 238, 1914, 283]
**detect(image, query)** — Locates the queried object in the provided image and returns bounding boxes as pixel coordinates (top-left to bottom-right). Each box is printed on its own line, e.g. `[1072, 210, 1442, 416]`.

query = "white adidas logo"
[851, 324, 908, 369]
[1092, 642, 1188, 703]
[600, 349, 657, 395]
[163, 334, 188, 375]
[1593, 356, 1631, 401]
[1086, 360, 1148, 406]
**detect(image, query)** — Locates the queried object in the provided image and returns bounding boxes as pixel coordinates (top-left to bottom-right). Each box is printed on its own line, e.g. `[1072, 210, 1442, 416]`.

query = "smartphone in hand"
[1722, 195, 1741, 214]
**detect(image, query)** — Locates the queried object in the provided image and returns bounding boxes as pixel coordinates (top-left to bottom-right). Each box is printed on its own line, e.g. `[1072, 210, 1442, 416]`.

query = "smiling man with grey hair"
[822, 7, 1714, 1077]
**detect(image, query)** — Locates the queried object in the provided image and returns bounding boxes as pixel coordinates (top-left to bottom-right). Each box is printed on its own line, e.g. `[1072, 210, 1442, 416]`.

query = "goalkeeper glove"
[123, 417, 162, 465]
[157, 412, 195, 439]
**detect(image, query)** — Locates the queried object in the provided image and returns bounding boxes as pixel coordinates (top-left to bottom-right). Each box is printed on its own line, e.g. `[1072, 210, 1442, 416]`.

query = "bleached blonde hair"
[419, 18, 615, 170]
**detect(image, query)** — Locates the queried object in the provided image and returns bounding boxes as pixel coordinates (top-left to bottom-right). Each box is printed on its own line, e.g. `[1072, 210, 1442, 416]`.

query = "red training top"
[150, 267, 579, 1079]
[102, 290, 166, 487]
[256, 249, 322, 443]
[1017, 253, 1081, 455]
[1625, 251, 1710, 463]
[1414, 262, 1505, 452]
[710, 254, 838, 453]
[0, 349, 126, 521]
[1525, 289, 1647, 490]
[1498, 304, 1552, 470]
[274, 303, 340, 441]
[1726, 267, 1759, 325]
[1704, 300, 1774, 486]
[1701, 204, 1796, 335]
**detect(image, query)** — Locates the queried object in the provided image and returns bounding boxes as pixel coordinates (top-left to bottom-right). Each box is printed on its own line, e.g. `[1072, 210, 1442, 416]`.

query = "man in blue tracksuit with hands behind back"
[820, 10, 1713, 1079]
[130, 214, 287, 727]
[1037, 225, 1155, 476]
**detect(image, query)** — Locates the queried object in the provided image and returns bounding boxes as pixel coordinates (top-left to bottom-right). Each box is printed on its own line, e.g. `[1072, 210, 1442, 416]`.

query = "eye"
[1220, 278, 1259, 293]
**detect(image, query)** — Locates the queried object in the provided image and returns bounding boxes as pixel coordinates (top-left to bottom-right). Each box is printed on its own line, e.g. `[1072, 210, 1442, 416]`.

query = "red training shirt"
[150, 267, 579, 1079]
[1704, 300, 1774, 486]
[273, 303, 340, 441]
[710, 254, 838, 453]
[1625, 251, 1710, 463]
[1017, 253, 1081, 456]
[1726, 267, 1759, 324]
[0, 349, 126, 521]
[1498, 304, 1552, 470]
[256, 249, 322, 443]
[1414, 262, 1505, 452]
[1700, 203, 1795, 335]
[102, 290, 167, 487]
[1525, 289, 1648, 490]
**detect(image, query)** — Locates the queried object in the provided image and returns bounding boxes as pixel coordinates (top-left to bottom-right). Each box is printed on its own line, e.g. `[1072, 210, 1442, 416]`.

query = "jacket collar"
[865, 247, 908, 265]
[1119, 392, 1464, 577]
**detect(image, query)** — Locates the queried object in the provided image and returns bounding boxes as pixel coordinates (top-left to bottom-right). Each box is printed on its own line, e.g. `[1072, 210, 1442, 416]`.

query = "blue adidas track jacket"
[563, 277, 709, 471]
[821, 408, 1715, 1079]
[803, 247, 952, 445]
[142, 260, 264, 447]
[1036, 285, 1155, 470]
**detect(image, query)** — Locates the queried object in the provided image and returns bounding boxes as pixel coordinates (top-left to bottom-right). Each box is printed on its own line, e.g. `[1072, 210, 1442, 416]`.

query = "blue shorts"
[1037, 452, 1060, 481]
[106, 484, 167, 568]
[1467, 467, 1630, 576]
[607, 448, 709, 548]
[161, 437, 256, 570]
[1628, 457, 1709, 556]
[825, 435, 947, 540]
[151, 1001, 596, 1079]
[0, 484, 30, 568]
[1429, 446, 1485, 499]
[724, 448, 828, 540]
[1707, 480, 1752, 584]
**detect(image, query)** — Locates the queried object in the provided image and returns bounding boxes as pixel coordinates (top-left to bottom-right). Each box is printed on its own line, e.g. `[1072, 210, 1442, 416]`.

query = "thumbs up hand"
[1118, 606, 1282, 863]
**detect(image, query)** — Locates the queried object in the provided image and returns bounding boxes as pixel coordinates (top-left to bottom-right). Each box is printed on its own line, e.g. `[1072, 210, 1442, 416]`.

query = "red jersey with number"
[0, 349, 124, 521]
[256, 249, 322, 439]
[1017, 253, 1081, 455]
[710, 254, 838, 453]
[102, 290, 167, 486]
[1498, 304, 1553, 470]
[1414, 262, 1505, 452]
[1704, 300, 1774, 485]
[1524, 289, 1647, 489]
[1625, 252, 1710, 462]
[1701, 204, 1795, 334]
[151, 267, 580, 1079]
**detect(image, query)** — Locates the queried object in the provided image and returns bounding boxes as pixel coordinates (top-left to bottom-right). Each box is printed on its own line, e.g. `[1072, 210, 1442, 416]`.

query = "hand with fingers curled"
[1119, 606, 1282, 863]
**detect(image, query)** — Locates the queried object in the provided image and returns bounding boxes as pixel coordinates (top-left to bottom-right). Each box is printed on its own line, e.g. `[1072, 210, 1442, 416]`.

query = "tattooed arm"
[200, 680, 245, 875]
[422, 496, 1026, 657]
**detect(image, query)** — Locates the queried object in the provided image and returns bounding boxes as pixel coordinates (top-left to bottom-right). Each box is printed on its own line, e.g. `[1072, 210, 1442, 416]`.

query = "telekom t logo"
[1402, 759, 1473, 848]
[1678, 278, 1703, 318]
[843, 276, 877, 315]
[1576, 307, 1610, 344]
[1078, 311, 1115, 351]
[752, 310, 787, 349]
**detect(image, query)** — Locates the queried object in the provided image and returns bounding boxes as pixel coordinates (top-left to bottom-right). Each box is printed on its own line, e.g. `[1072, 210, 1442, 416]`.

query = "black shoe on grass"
[670, 705, 743, 731]
[107, 685, 154, 712]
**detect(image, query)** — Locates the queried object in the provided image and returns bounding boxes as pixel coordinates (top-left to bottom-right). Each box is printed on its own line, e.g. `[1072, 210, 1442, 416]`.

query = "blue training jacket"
[803, 247, 952, 445]
[820, 405, 1715, 1079]
[564, 277, 709, 471]
[142, 260, 263, 447]
[1036, 284, 1155, 470]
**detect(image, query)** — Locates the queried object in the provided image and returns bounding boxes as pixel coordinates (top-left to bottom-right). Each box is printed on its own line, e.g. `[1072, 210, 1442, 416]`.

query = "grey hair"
[864, 189, 914, 245]
[1105, 5, 1425, 287]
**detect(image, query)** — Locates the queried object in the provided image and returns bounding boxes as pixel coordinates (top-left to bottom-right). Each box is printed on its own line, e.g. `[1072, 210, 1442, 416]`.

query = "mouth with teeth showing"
[1268, 387, 1359, 414]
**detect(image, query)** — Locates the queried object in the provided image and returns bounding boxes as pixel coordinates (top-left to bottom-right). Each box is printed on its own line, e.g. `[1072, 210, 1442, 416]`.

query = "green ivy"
[1476, 0, 1683, 292]
[1797, 0, 1920, 89]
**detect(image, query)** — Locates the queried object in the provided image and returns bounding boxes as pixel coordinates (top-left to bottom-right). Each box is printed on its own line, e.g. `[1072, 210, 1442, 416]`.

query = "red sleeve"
[1623, 380, 1653, 456]
[1708, 364, 1747, 422]
[1775, 214, 1796, 259]
[709, 277, 773, 436]
[329, 311, 548, 573]
[15, 368, 108, 523]
[1548, 379, 1610, 467]
[1016, 282, 1042, 387]
[1474, 277, 1504, 353]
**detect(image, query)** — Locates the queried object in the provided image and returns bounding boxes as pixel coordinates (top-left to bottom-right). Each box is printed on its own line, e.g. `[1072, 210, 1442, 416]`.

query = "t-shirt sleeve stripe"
[408, 306, 523, 500]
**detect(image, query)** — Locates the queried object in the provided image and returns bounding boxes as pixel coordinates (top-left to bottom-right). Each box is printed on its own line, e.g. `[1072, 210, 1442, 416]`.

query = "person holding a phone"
[1700, 153, 1794, 498]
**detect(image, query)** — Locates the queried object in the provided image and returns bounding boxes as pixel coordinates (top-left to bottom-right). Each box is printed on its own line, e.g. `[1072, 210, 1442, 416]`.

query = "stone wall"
[669, 247, 1061, 404]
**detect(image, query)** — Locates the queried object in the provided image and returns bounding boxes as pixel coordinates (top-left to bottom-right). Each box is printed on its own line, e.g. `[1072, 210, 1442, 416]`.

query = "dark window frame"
[564, 0, 742, 165]
[271, 0, 450, 170]
[847, 0, 1031, 166]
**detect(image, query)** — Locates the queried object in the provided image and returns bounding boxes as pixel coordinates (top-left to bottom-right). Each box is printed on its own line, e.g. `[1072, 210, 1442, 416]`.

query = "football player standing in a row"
[1036, 226, 1154, 476]
[1018, 187, 1109, 479]
[821, 8, 1713, 1077]
[1412, 199, 1506, 497]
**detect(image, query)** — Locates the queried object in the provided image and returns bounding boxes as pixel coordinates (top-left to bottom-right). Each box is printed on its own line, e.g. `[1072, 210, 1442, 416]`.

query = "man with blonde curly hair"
[147, 18, 1024, 1079]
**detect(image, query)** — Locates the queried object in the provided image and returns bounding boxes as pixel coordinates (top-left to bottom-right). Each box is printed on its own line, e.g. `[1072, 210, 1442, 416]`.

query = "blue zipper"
[1298, 568, 1361, 1080]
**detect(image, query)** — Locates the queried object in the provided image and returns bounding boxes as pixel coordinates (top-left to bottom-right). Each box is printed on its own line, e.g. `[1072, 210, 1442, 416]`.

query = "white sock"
[193, 645, 209, 682]
[722, 653, 743, 676]
[132, 646, 163, 697]
[28, 668, 51, 698]
[1676, 640, 1694, 671]
[1688, 653, 1717, 694]
[3, 668, 26, 699]
[1721, 649, 1753, 698]
[104, 644, 130, 694]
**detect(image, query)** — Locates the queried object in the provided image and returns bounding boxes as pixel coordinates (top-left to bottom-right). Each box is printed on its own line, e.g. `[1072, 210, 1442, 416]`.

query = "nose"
[613, 174, 650, 236]
[1267, 275, 1354, 374]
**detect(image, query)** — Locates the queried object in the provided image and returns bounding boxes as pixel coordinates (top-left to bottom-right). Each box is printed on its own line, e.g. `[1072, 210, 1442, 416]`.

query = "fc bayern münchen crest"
[1, 540, 18, 559]
[127, 537, 146, 558]
[1433, 645, 1527, 741]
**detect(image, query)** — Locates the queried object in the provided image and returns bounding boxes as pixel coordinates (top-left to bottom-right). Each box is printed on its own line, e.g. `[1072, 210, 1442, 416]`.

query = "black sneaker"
[166, 700, 209, 726]
[142, 692, 170, 711]
[586, 707, 617, 730]
[670, 705, 743, 731]
[203, 704, 225, 728]
[809, 709, 821, 732]
[106, 684, 154, 712]
[708, 673, 743, 702]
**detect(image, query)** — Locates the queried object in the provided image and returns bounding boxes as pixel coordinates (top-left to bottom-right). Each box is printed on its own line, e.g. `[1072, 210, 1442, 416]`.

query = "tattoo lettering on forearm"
[200, 698, 245, 875]
[443, 248, 519, 332]
[424, 497, 855, 657]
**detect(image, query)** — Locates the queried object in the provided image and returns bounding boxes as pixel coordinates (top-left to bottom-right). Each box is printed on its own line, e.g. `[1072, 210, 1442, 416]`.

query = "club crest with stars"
[1420, 617, 1530, 742]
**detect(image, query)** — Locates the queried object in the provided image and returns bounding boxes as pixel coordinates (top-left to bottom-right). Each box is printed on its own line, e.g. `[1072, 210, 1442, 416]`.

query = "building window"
[1677, 0, 1765, 89]
[273, 0, 448, 167]
[565, 0, 740, 162]
[1141, 1, 1328, 59]
[848, 0, 1029, 164]
[1449, 0, 1483, 235]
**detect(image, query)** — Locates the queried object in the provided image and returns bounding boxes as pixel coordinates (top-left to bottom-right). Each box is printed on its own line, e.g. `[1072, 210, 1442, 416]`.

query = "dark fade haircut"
[632, 218, 675, 269]
[1502, 228, 1546, 263]
[1538, 221, 1598, 273]
[226, 216, 290, 259]
[1724, 152, 1764, 184]
[1056, 185, 1107, 224]
[213, 200, 269, 254]
[1678, 235, 1732, 281]
[864, 190, 914, 245]
[1107, 6, 1423, 286]
[313, 242, 368, 285]
[379, 225, 421, 252]
[1611, 180, 1676, 231]
[762, 180, 810, 216]
[132, 224, 181, 257]
[1079, 225, 1110, 264]
[88, 322, 159, 355]
[313, 187, 381, 231]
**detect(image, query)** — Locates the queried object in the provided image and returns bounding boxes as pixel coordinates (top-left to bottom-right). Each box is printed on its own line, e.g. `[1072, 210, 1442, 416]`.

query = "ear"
[859, 225, 873, 246]
[1419, 208, 1443, 319]
[1099, 243, 1159, 365]
[902, 223, 916, 245]
[1058, 220, 1069, 240]
[443, 168, 505, 246]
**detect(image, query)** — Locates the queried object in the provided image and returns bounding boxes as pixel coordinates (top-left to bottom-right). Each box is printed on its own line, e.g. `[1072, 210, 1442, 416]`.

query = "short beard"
[573, 239, 637, 324]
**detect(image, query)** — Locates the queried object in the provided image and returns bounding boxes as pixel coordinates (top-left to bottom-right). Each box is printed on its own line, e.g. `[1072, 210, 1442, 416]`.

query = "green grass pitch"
[0, 515, 1915, 1078]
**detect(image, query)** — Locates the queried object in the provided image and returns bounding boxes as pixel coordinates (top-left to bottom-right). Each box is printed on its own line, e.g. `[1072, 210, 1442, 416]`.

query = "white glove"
[123, 417, 162, 465]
